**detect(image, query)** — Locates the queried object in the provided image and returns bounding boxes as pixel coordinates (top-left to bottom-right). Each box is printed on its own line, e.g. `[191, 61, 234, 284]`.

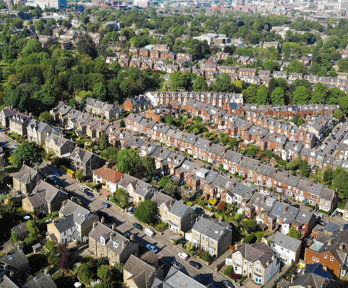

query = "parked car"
[54, 169, 62, 177]
[133, 223, 143, 230]
[79, 186, 87, 192]
[101, 202, 111, 208]
[189, 261, 202, 269]
[85, 191, 94, 198]
[178, 252, 189, 260]
[144, 228, 155, 238]
[221, 280, 235, 288]
[146, 244, 158, 253]
[170, 260, 183, 270]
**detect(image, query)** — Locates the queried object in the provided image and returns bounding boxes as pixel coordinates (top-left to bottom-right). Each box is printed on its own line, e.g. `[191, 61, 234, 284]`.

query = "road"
[318, 122, 348, 157]
[39, 163, 229, 287]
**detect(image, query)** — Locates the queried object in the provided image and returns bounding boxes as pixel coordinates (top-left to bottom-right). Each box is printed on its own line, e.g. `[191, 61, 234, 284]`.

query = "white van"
[144, 228, 155, 238]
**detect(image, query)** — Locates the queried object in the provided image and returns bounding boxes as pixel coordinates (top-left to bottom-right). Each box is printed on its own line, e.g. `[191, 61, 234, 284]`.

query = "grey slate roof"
[169, 201, 195, 218]
[236, 242, 277, 268]
[270, 201, 299, 222]
[0, 250, 29, 274]
[24, 273, 57, 288]
[192, 217, 231, 242]
[272, 231, 301, 253]
[59, 199, 92, 226]
[13, 165, 39, 185]
[151, 266, 207, 288]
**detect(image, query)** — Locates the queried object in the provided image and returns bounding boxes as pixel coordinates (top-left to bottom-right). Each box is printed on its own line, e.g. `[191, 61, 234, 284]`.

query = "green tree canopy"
[117, 149, 141, 175]
[167, 71, 192, 91]
[193, 76, 208, 92]
[134, 199, 158, 224]
[293, 86, 310, 104]
[270, 87, 285, 105]
[12, 141, 44, 168]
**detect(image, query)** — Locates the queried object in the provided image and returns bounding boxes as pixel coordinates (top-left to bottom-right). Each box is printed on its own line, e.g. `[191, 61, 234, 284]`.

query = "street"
[39, 163, 228, 287]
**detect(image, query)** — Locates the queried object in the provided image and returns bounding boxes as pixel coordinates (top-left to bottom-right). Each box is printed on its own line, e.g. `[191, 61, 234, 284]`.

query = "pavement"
[39, 162, 230, 287]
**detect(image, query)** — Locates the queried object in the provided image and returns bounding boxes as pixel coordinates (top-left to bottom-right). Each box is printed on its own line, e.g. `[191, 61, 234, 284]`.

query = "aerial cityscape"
[0, 1, 347, 288]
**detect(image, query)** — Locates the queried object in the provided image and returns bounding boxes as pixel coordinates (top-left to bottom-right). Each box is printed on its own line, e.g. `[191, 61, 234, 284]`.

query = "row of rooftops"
[126, 113, 336, 202]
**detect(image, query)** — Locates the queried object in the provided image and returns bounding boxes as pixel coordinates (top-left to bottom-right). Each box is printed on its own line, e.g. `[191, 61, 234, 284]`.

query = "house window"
[324, 254, 327, 259]
[330, 256, 334, 262]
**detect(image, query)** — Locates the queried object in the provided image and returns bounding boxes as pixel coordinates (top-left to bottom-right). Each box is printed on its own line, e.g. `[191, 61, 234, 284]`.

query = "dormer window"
[100, 236, 106, 246]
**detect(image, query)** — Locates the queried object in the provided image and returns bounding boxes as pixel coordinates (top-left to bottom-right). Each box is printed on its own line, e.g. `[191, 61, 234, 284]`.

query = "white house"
[270, 232, 301, 265]
[92, 167, 124, 194]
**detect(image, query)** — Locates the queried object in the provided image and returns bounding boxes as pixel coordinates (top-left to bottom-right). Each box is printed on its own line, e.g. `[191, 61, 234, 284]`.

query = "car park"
[146, 244, 158, 253]
[189, 261, 202, 269]
[133, 223, 143, 230]
[170, 260, 183, 270]
[178, 252, 189, 260]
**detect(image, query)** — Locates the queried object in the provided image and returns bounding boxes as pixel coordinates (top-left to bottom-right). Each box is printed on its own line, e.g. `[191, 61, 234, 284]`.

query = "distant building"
[26, 0, 67, 9]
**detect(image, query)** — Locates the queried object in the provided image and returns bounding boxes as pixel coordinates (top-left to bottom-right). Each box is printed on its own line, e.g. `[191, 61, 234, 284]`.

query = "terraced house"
[89, 222, 139, 266]
[190, 217, 232, 257]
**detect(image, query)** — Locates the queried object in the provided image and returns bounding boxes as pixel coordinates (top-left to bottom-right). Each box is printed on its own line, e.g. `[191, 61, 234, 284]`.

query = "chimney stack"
[101, 216, 105, 223]
[112, 223, 116, 230]
[328, 239, 332, 246]
[284, 205, 288, 213]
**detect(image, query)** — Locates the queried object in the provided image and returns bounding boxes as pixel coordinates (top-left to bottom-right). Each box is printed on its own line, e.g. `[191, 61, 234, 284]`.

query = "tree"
[159, 176, 170, 189]
[193, 76, 208, 92]
[310, 83, 327, 104]
[228, 138, 239, 149]
[168, 72, 192, 91]
[241, 219, 258, 233]
[39, 111, 54, 125]
[11, 229, 18, 242]
[120, 119, 125, 127]
[287, 59, 308, 73]
[257, 85, 269, 105]
[288, 227, 301, 239]
[142, 156, 155, 179]
[115, 188, 128, 206]
[334, 109, 344, 121]
[212, 73, 233, 92]
[75, 170, 85, 182]
[293, 86, 310, 104]
[76, 262, 96, 284]
[243, 86, 258, 103]
[0, 170, 8, 186]
[134, 200, 158, 224]
[58, 249, 74, 270]
[244, 145, 260, 157]
[99, 133, 108, 150]
[12, 141, 44, 168]
[270, 87, 285, 105]
[77, 35, 98, 58]
[97, 265, 113, 283]
[290, 114, 305, 127]
[217, 202, 227, 211]
[117, 149, 141, 175]
[263, 60, 280, 72]
[101, 147, 118, 163]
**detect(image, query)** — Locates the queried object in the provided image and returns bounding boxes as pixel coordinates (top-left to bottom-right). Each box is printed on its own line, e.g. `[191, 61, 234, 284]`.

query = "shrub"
[224, 266, 234, 277]
[186, 201, 193, 206]
[255, 231, 264, 242]
[217, 201, 227, 211]
[209, 198, 217, 206]
[204, 206, 212, 211]
[234, 213, 244, 221]
[155, 222, 168, 232]
[201, 252, 211, 262]
[244, 233, 256, 243]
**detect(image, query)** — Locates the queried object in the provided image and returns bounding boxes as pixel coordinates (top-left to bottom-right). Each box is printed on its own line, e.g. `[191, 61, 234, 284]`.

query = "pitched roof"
[169, 201, 195, 218]
[291, 263, 331, 288]
[92, 167, 124, 183]
[272, 231, 301, 253]
[124, 254, 157, 287]
[0, 250, 29, 274]
[24, 273, 57, 288]
[13, 165, 39, 185]
[236, 242, 276, 268]
[192, 217, 231, 242]
[152, 266, 207, 288]
[59, 199, 92, 225]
